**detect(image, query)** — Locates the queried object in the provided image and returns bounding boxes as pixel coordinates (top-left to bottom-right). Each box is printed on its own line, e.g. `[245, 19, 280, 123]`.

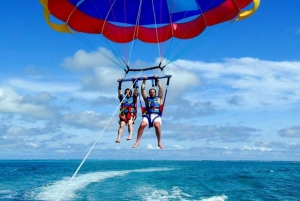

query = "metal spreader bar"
[117, 75, 172, 83]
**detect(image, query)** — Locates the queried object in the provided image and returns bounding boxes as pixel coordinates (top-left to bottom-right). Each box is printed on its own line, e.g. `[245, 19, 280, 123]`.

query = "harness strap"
[140, 101, 163, 128]
[133, 75, 171, 128]
[119, 94, 138, 123]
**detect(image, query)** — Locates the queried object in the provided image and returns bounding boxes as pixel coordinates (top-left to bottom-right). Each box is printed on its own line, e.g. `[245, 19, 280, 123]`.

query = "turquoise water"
[0, 160, 299, 200]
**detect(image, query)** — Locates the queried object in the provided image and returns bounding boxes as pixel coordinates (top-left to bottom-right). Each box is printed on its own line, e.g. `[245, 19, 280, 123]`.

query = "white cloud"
[7, 126, 23, 134]
[60, 48, 125, 92]
[172, 145, 183, 149]
[26, 142, 39, 148]
[81, 66, 124, 91]
[7, 78, 103, 102]
[172, 58, 300, 109]
[0, 86, 57, 119]
[146, 144, 162, 149]
[7, 79, 78, 94]
[241, 146, 272, 152]
[164, 62, 201, 95]
[278, 126, 300, 138]
[62, 111, 107, 129]
[61, 48, 118, 71]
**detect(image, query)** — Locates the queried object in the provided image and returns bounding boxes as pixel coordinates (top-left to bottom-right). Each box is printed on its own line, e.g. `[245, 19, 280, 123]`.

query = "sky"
[0, 1, 300, 161]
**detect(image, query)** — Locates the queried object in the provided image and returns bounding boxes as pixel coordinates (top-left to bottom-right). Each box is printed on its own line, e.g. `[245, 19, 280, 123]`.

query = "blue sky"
[0, 1, 299, 161]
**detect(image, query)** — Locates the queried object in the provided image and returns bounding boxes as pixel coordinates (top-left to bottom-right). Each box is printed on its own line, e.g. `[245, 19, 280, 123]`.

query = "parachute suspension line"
[170, 0, 240, 62]
[162, 0, 216, 66]
[161, 68, 166, 77]
[151, 0, 163, 63]
[122, 71, 128, 80]
[164, 0, 208, 65]
[61, 0, 127, 70]
[162, 0, 204, 66]
[164, 1, 240, 66]
[161, 0, 209, 66]
[56, 72, 145, 201]
[121, 70, 143, 95]
[127, 0, 143, 67]
[171, 0, 225, 58]
[119, 0, 130, 65]
[66, 0, 81, 23]
[98, 0, 129, 66]
[171, 21, 235, 63]
[70, 33, 125, 70]
[158, 0, 177, 67]
[62, 0, 126, 69]
[74, 0, 127, 70]
[91, 0, 129, 69]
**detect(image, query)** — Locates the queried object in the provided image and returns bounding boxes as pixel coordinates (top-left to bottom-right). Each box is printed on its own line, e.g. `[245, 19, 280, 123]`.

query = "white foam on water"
[0, 189, 14, 200]
[34, 167, 174, 201]
[132, 167, 175, 173]
[200, 195, 228, 201]
[0, 189, 12, 195]
[35, 171, 128, 201]
[137, 186, 193, 201]
[137, 185, 228, 201]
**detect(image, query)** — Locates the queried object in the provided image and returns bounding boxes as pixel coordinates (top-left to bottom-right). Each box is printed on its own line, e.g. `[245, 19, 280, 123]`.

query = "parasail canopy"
[39, 0, 260, 43]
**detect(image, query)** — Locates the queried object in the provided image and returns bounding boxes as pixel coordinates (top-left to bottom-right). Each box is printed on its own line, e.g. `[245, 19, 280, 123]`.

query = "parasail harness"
[118, 83, 138, 124]
[117, 75, 171, 128]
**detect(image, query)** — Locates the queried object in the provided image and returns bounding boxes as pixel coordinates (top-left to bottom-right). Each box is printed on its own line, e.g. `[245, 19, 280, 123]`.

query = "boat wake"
[34, 168, 173, 201]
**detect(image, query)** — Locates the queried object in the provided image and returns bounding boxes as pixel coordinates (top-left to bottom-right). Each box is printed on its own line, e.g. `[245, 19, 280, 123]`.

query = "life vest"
[119, 95, 137, 123]
[120, 96, 136, 113]
[146, 96, 161, 114]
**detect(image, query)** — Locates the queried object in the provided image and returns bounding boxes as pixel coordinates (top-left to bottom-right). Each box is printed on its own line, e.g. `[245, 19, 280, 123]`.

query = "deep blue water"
[0, 160, 299, 201]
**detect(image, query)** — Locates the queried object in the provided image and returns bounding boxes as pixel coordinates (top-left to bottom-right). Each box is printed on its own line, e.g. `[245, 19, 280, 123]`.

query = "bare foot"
[132, 143, 139, 148]
[158, 143, 164, 149]
[115, 140, 120, 143]
[126, 137, 132, 141]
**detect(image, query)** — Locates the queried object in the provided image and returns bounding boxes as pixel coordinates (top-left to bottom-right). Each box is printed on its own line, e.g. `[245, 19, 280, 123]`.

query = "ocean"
[0, 160, 299, 201]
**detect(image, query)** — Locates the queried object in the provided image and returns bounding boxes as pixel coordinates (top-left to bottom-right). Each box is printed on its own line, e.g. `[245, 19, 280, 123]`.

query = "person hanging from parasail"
[133, 75, 164, 149]
[115, 80, 138, 143]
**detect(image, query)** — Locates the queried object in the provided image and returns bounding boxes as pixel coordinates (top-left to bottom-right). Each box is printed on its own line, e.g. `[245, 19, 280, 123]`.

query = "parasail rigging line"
[160, 0, 201, 66]
[70, 33, 126, 69]
[161, 0, 215, 65]
[127, 0, 144, 67]
[151, 0, 163, 63]
[158, 1, 177, 67]
[52, 0, 128, 70]
[90, 0, 129, 69]
[163, 1, 243, 66]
